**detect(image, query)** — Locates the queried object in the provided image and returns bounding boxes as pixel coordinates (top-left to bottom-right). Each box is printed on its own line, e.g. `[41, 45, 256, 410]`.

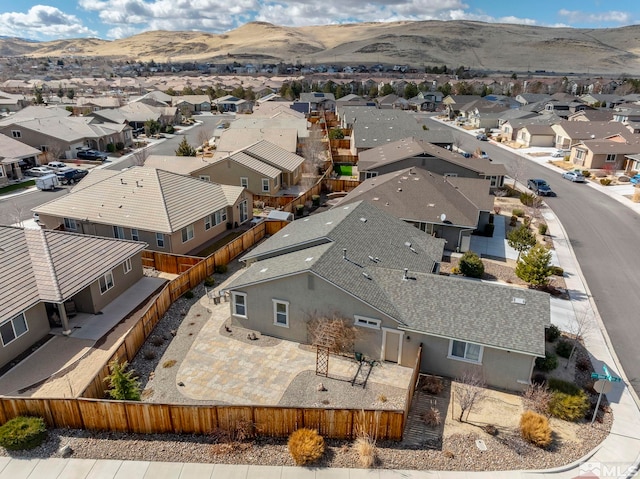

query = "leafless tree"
[453, 368, 486, 422]
[46, 142, 67, 162]
[300, 123, 327, 189]
[6, 201, 26, 226]
[565, 306, 594, 367]
[451, 134, 463, 153]
[509, 155, 528, 189]
[306, 311, 358, 355]
[197, 128, 212, 148]
[522, 383, 552, 416]
[132, 147, 149, 166]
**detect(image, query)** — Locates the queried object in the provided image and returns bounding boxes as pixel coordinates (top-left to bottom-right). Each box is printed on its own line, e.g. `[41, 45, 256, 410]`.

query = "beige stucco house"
[570, 134, 640, 169]
[33, 167, 252, 256]
[223, 201, 550, 392]
[0, 133, 42, 186]
[0, 226, 147, 369]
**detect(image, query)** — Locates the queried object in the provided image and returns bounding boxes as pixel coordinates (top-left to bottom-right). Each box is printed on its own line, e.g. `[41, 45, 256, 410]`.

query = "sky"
[0, 0, 638, 42]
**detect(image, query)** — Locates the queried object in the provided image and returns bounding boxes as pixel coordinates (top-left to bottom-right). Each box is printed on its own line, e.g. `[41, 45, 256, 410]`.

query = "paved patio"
[177, 285, 414, 405]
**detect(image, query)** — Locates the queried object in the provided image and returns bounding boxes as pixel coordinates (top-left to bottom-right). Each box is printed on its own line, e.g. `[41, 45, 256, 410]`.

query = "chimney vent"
[343, 248, 347, 260]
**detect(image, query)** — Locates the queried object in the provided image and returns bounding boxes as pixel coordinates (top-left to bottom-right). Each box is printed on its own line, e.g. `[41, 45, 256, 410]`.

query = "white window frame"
[273, 299, 289, 328]
[575, 149, 585, 160]
[605, 153, 617, 163]
[99, 271, 115, 295]
[113, 225, 125, 239]
[232, 292, 247, 318]
[448, 339, 484, 364]
[156, 232, 165, 248]
[365, 171, 378, 179]
[64, 218, 77, 231]
[240, 177, 248, 188]
[0, 313, 28, 346]
[11, 130, 21, 138]
[262, 178, 270, 192]
[123, 258, 132, 274]
[181, 224, 194, 243]
[354, 315, 381, 330]
[131, 228, 139, 241]
[0, 166, 4, 178]
[204, 215, 212, 230]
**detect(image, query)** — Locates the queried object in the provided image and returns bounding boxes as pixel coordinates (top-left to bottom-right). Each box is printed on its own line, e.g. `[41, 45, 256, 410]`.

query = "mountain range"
[1, 21, 640, 75]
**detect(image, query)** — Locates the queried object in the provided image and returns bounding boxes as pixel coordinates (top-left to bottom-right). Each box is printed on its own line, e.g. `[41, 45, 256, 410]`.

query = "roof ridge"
[25, 229, 63, 302]
[154, 168, 177, 231]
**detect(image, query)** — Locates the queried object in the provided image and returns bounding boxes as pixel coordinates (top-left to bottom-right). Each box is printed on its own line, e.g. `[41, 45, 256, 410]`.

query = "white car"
[46, 161, 67, 171]
[551, 149, 570, 158]
[25, 166, 54, 177]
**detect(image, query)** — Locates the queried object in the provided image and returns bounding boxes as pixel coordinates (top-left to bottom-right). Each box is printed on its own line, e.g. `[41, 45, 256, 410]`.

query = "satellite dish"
[440, 213, 447, 222]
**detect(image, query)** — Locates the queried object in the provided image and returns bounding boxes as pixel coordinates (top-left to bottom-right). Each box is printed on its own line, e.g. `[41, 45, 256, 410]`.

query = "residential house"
[0, 106, 131, 159]
[579, 94, 626, 108]
[515, 93, 551, 107]
[612, 106, 640, 124]
[213, 95, 253, 114]
[223, 201, 550, 391]
[357, 137, 507, 189]
[407, 91, 443, 112]
[297, 92, 336, 112]
[570, 134, 640, 169]
[0, 226, 148, 369]
[75, 96, 121, 113]
[516, 124, 556, 148]
[497, 109, 538, 129]
[623, 153, 640, 173]
[336, 168, 493, 252]
[441, 95, 482, 118]
[567, 110, 614, 122]
[118, 101, 179, 130]
[551, 121, 632, 150]
[0, 91, 28, 113]
[0, 134, 42, 185]
[499, 113, 561, 141]
[376, 93, 399, 109]
[33, 167, 252, 256]
[171, 95, 212, 114]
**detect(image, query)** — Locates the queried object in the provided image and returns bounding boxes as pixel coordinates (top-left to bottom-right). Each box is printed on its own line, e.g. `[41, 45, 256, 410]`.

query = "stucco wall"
[0, 303, 50, 369]
[203, 159, 279, 195]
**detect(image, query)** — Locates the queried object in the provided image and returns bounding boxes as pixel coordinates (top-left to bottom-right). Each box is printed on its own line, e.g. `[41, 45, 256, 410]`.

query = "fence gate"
[316, 346, 329, 377]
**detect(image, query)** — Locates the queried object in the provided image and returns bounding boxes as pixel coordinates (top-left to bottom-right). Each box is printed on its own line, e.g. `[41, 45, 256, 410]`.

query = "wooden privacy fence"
[81, 221, 288, 399]
[325, 178, 360, 193]
[404, 345, 423, 423]
[142, 251, 201, 275]
[0, 397, 405, 440]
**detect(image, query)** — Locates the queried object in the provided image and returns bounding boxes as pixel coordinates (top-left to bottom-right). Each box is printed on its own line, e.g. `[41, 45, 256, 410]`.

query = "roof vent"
[260, 268, 268, 273]
[403, 268, 409, 280]
[362, 272, 372, 280]
[343, 248, 347, 259]
[512, 297, 526, 305]
[360, 217, 367, 223]
[368, 255, 379, 263]
[398, 188, 402, 192]
[305, 257, 314, 262]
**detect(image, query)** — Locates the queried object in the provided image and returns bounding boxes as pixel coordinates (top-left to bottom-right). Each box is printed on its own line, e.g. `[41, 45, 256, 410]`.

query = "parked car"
[25, 166, 54, 177]
[630, 175, 640, 185]
[56, 167, 89, 185]
[551, 149, 570, 158]
[46, 161, 67, 171]
[76, 149, 108, 161]
[476, 133, 488, 141]
[527, 178, 554, 196]
[562, 170, 586, 183]
[479, 151, 490, 160]
[460, 151, 472, 158]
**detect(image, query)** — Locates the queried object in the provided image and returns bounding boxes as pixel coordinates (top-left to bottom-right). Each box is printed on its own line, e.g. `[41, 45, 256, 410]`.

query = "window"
[365, 171, 378, 179]
[448, 340, 483, 363]
[575, 149, 585, 160]
[99, 271, 115, 294]
[11, 130, 21, 138]
[64, 218, 77, 231]
[113, 225, 125, 239]
[0, 166, 4, 178]
[262, 178, 270, 192]
[181, 224, 194, 243]
[274, 174, 279, 187]
[123, 258, 132, 274]
[0, 313, 28, 346]
[204, 215, 212, 230]
[232, 292, 247, 318]
[156, 232, 165, 248]
[605, 154, 617, 163]
[199, 175, 210, 182]
[273, 300, 289, 327]
[215, 208, 227, 225]
[240, 177, 248, 188]
[131, 228, 139, 241]
[354, 315, 381, 330]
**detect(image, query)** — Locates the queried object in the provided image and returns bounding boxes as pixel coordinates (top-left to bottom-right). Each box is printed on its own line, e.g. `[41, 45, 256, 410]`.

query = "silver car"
[25, 166, 54, 177]
[562, 171, 586, 182]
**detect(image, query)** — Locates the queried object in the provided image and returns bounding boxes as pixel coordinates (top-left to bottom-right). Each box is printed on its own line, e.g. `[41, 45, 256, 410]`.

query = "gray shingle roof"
[227, 201, 446, 320]
[338, 168, 492, 228]
[373, 269, 549, 356]
[243, 140, 305, 172]
[0, 226, 146, 322]
[34, 167, 243, 233]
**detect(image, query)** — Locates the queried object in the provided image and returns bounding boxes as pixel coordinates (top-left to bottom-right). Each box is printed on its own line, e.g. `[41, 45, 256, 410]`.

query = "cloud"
[0, 5, 96, 39]
[558, 9, 631, 25]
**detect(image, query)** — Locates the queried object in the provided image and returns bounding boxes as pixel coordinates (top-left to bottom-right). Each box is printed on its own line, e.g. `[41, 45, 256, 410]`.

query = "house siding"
[0, 303, 50, 369]
[200, 160, 279, 195]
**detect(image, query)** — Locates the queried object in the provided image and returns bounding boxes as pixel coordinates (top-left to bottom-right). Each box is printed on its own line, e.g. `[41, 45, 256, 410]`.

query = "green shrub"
[0, 416, 47, 450]
[535, 353, 558, 372]
[115, 142, 125, 151]
[312, 195, 320, 207]
[549, 390, 589, 421]
[538, 224, 548, 235]
[545, 324, 561, 342]
[328, 128, 345, 140]
[520, 193, 536, 206]
[458, 251, 485, 278]
[204, 276, 215, 287]
[288, 428, 325, 465]
[600, 178, 612, 186]
[509, 215, 518, 227]
[104, 360, 141, 401]
[214, 264, 228, 274]
[547, 378, 581, 396]
[582, 170, 591, 178]
[450, 266, 460, 275]
[295, 204, 305, 217]
[184, 290, 194, 299]
[165, 125, 175, 134]
[555, 339, 573, 359]
[106, 143, 116, 153]
[512, 208, 525, 217]
[550, 265, 564, 276]
[520, 411, 552, 448]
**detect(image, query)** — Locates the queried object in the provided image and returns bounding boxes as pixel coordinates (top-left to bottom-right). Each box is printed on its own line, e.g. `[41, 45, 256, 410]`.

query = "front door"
[382, 328, 403, 363]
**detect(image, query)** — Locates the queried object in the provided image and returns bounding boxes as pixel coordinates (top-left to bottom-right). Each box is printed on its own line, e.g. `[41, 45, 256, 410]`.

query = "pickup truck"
[76, 149, 108, 161]
[56, 168, 89, 185]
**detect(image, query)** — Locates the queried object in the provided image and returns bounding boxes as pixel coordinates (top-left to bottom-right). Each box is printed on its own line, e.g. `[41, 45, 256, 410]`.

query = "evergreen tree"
[516, 244, 552, 287]
[458, 251, 485, 278]
[404, 82, 419, 99]
[507, 224, 537, 261]
[380, 83, 394, 96]
[104, 360, 141, 401]
[66, 89, 75, 100]
[175, 137, 196, 156]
